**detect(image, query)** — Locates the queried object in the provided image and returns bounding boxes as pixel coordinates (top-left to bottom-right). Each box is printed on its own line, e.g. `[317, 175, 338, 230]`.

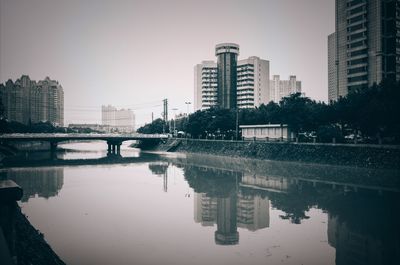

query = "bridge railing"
[0, 133, 169, 140]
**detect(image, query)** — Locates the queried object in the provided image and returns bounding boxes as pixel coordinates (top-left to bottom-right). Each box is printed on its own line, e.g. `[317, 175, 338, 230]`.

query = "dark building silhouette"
[216, 43, 239, 109]
[0, 75, 64, 126]
[328, 0, 400, 101]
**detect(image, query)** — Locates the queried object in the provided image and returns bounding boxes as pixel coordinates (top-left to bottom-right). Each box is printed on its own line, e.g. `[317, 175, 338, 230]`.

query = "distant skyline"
[0, 0, 334, 127]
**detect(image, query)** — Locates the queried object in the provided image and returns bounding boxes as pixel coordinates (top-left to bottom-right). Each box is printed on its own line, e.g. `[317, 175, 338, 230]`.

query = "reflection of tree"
[148, 162, 169, 175]
[183, 165, 240, 197]
[267, 185, 317, 224]
[179, 156, 400, 261]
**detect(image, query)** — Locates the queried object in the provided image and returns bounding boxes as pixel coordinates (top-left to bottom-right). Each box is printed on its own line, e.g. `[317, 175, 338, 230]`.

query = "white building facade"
[269, 75, 301, 103]
[237, 57, 270, 108]
[194, 61, 218, 110]
[194, 56, 270, 111]
[240, 124, 293, 140]
[101, 105, 135, 133]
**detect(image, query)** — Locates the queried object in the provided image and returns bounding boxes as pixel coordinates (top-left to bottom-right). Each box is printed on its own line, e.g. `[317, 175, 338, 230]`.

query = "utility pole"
[151, 112, 153, 123]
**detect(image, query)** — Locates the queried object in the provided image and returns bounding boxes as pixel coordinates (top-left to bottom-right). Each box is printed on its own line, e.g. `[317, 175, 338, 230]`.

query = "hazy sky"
[0, 0, 334, 127]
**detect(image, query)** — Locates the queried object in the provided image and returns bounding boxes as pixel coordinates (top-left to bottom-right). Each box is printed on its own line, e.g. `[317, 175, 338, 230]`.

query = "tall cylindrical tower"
[215, 43, 239, 109]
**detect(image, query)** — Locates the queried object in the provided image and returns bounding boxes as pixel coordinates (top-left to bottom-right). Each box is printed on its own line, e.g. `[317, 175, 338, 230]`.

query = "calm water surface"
[1, 142, 399, 265]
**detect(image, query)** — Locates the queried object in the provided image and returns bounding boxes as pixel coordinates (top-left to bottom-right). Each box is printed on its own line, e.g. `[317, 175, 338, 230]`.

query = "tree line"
[138, 81, 400, 144]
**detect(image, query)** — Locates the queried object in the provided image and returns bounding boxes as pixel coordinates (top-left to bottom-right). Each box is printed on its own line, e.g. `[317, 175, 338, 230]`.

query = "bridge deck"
[0, 133, 168, 142]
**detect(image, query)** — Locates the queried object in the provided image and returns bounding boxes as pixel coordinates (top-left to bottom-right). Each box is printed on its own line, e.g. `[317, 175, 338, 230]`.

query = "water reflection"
[174, 156, 400, 264]
[148, 162, 169, 192]
[0, 168, 63, 202]
[1, 147, 399, 265]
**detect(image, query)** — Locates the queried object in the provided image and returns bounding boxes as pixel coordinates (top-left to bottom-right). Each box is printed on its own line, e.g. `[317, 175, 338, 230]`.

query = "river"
[1, 142, 399, 265]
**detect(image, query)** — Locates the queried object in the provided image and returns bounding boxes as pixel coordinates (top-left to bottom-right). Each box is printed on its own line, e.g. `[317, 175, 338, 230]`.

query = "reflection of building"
[194, 193, 217, 226]
[0, 75, 64, 126]
[328, 213, 386, 265]
[215, 191, 239, 245]
[6, 168, 64, 202]
[237, 191, 269, 231]
[194, 190, 270, 233]
[240, 175, 289, 193]
[101, 105, 135, 133]
[148, 162, 169, 192]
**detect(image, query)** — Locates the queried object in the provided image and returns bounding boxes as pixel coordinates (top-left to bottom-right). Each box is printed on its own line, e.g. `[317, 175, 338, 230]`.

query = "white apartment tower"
[328, 32, 338, 102]
[237, 57, 270, 108]
[194, 56, 270, 111]
[101, 105, 135, 133]
[269, 75, 302, 103]
[194, 61, 217, 110]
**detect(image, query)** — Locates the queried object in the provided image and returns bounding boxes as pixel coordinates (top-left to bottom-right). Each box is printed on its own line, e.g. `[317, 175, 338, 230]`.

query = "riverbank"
[14, 207, 65, 265]
[160, 139, 400, 169]
[0, 179, 65, 265]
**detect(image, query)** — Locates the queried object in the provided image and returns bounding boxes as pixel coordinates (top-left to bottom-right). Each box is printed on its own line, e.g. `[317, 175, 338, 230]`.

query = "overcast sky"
[0, 0, 334, 127]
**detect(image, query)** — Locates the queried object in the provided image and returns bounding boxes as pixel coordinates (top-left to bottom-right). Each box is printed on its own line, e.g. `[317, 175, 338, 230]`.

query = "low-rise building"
[240, 124, 293, 140]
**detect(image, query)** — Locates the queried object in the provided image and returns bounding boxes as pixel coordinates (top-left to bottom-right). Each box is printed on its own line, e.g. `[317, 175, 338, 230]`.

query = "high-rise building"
[194, 61, 217, 110]
[101, 105, 117, 127]
[215, 43, 239, 109]
[329, 0, 400, 101]
[101, 105, 135, 133]
[0, 75, 64, 126]
[237, 57, 270, 108]
[328, 32, 338, 102]
[269, 75, 302, 102]
[194, 55, 270, 111]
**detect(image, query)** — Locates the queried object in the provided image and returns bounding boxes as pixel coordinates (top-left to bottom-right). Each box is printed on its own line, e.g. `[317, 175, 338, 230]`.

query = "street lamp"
[184, 102, 191, 138]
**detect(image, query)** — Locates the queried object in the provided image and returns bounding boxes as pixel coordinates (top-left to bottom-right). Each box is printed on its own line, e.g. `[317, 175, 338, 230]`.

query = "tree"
[279, 93, 316, 135]
[137, 118, 167, 134]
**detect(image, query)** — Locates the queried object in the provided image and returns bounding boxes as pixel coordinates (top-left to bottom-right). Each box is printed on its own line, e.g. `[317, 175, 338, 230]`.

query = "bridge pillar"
[50, 142, 58, 159]
[107, 143, 112, 155]
[107, 141, 122, 156]
[117, 144, 121, 155]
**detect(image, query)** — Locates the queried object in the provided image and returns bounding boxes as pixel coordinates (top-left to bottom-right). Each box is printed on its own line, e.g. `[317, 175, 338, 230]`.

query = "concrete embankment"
[0, 180, 65, 265]
[167, 139, 400, 169]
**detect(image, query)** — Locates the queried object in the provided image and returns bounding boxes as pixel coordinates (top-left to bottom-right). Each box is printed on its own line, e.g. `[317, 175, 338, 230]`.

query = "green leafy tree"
[137, 118, 168, 134]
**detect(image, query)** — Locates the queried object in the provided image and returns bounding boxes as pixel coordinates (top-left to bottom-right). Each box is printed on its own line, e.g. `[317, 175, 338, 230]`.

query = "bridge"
[0, 133, 168, 156]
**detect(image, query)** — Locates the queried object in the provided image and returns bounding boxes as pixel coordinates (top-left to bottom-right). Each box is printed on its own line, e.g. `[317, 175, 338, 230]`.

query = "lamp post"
[184, 102, 191, 138]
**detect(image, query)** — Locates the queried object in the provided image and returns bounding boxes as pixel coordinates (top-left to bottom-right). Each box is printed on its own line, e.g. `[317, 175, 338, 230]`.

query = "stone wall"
[173, 139, 400, 169]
